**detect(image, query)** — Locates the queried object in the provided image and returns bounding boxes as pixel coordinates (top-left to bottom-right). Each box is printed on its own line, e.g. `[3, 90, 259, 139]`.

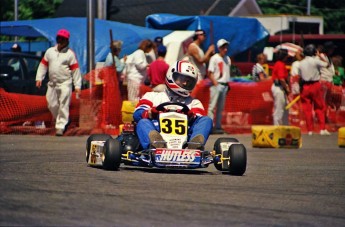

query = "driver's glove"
[187, 110, 197, 125]
[142, 107, 159, 119]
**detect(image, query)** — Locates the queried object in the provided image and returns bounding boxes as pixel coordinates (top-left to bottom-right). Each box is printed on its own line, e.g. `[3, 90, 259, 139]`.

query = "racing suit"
[36, 45, 82, 131]
[133, 90, 213, 149]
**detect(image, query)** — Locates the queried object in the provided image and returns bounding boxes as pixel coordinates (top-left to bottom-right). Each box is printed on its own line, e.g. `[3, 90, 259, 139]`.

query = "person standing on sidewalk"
[207, 39, 231, 134]
[271, 49, 290, 126]
[147, 45, 169, 92]
[36, 29, 81, 136]
[298, 44, 330, 135]
[187, 29, 215, 81]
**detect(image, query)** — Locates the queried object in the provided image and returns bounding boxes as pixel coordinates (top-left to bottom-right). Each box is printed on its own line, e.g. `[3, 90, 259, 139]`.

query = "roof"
[269, 34, 345, 43]
[55, 0, 257, 26]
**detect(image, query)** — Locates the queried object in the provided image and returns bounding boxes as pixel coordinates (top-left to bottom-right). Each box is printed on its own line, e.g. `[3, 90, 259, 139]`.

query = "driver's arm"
[133, 92, 156, 122]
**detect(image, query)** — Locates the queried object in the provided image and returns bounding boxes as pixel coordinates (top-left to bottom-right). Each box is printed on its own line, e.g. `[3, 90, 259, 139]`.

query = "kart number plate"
[159, 117, 187, 136]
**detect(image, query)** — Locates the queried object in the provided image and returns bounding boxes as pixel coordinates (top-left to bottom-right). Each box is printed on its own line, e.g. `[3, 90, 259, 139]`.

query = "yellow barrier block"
[252, 125, 302, 148]
[338, 127, 345, 147]
[121, 100, 138, 123]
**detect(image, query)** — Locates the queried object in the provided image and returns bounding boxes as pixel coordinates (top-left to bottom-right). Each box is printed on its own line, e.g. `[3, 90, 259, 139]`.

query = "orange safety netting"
[1, 69, 345, 135]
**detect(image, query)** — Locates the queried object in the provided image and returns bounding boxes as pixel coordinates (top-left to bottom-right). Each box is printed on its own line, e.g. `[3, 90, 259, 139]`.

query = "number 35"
[161, 119, 187, 135]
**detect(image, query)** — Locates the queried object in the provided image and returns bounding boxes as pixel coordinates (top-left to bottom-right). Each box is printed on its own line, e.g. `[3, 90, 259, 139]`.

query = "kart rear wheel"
[213, 138, 239, 171]
[86, 134, 112, 163]
[102, 138, 122, 170]
[228, 144, 247, 176]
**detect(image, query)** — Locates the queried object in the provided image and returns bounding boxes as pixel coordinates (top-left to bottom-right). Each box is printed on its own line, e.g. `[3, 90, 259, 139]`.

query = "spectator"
[298, 44, 330, 135]
[290, 49, 304, 95]
[331, 55, 345, 110]
[8, 43, 23, 72]
[332, 55, 345, 87]
[35, 29, 82, 136]
[147, 45, 169, 92]
[186, 29, 215, 81]
[207, 39, 231, 134]
[104, 40, 126, 81]
[11, 43, 22, 52]
[271, 49, 290, 125]
[318, 41, 336, 114]
[133, 60, 213, 150]
[126, 39, 153, 101]
[154, 36, 163, 48]
[146, 36, 163, 64]
[252, 53, 268, 81]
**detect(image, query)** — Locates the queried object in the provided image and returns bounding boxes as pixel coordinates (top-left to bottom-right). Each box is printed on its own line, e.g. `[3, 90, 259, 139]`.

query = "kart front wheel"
[213, 138, 239, 171]
[228, 144, 247, 176]
[102, 138, 122, 170]
[86, 134, 112, 163]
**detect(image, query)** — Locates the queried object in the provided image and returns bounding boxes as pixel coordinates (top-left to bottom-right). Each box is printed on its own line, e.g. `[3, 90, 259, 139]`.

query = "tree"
[257, 0, 345, 34]
[1, 0, 63, 21]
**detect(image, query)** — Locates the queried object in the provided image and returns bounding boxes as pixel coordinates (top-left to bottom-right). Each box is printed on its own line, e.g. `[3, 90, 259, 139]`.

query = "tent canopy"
[1, 17, 172, 74]
[146, 14, 270, 56]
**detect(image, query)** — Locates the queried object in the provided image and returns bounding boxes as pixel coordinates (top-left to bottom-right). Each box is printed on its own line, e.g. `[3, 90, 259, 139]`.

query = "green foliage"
[257, 0, 345, 34]
[1, 0, 63, 21]
[1, 0, 344, 34]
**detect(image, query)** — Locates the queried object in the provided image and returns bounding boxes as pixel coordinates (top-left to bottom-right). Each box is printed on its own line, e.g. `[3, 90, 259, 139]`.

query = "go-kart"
[85, 102, 247, 175]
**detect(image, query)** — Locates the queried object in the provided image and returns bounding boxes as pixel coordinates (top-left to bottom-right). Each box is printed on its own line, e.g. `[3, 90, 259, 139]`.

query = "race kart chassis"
[86, 102, 247, 175]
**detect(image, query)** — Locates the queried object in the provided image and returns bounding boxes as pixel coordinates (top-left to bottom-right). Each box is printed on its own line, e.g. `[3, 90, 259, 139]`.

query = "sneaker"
[188, 134, 205, 150]
[149, 130, 166, 148]
[320, 129, 331, 136]
[308, 131, 313, 136]
[56, 129, 64, 136]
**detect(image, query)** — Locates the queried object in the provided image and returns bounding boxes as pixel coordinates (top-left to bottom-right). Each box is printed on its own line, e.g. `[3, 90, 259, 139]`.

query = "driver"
[133, 60, 213, 149]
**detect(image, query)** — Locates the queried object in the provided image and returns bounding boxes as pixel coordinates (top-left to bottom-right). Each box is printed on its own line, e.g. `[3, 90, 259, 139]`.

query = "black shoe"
[211, 128, 225, 134]
[64, 119, 72, 132]
[188, 134, 205, 150]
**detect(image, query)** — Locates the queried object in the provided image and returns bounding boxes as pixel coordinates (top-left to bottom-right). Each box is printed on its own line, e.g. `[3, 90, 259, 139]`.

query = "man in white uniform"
[36, 29, 81, 136]
[207, 39, 231, 134]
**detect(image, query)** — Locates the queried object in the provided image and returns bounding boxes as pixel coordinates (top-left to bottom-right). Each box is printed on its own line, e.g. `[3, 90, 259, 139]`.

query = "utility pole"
[307, 0, 311, 15]
[14, 0, 18, 41]
[87, 0, 95, 74]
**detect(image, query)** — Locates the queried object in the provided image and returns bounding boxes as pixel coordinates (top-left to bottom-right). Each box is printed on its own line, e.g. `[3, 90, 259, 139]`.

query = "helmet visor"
[173, 72, 197, 91]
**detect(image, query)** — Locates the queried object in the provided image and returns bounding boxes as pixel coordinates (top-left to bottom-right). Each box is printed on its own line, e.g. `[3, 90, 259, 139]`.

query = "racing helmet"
[165, 60, 198, 97]
[56, 29, 70, 39]
[304, 44, 317, 57]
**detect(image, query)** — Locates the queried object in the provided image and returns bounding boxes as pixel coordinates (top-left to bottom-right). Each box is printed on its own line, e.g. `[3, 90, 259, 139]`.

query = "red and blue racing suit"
[133, 90, 213, 149]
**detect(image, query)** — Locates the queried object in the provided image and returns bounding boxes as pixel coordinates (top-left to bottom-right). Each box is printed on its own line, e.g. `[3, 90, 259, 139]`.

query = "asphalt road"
[1, 133, 345, 226]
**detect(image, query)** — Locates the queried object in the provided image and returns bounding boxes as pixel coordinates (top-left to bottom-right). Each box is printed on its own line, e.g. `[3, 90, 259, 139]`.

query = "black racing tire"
[86, 134, 112, 163]
[213, 138, 239, 171]
[103, 138, 122, 170]
[228, 144, 247, 176]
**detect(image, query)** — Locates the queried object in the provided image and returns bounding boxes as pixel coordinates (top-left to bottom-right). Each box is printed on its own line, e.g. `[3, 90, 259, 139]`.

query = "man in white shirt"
[207, 39, 231, 134]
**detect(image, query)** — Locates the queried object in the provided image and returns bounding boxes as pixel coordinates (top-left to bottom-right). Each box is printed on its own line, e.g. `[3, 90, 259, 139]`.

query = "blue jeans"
[136, 116, 213, 149]
[207, 84, 228, 129]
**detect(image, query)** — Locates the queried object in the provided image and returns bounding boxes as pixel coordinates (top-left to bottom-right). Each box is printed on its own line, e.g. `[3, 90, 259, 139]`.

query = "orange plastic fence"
[1, 67, 345, 135]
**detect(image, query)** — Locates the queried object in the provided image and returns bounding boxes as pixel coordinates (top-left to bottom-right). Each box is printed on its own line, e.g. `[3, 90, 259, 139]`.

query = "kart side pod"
[213, 138, 247, 176]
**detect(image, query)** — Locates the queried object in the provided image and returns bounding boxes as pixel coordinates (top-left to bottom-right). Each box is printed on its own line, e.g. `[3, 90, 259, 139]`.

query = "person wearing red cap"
[35, 29, 81, 136]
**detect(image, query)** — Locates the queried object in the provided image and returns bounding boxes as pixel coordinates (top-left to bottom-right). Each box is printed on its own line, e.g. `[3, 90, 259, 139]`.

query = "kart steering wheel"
[155, 102, 190, 115]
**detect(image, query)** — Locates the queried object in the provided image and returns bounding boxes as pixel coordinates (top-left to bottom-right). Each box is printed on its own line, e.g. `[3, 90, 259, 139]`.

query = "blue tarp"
[1, 17, 172, 74]
[146, 14, 269, 57]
